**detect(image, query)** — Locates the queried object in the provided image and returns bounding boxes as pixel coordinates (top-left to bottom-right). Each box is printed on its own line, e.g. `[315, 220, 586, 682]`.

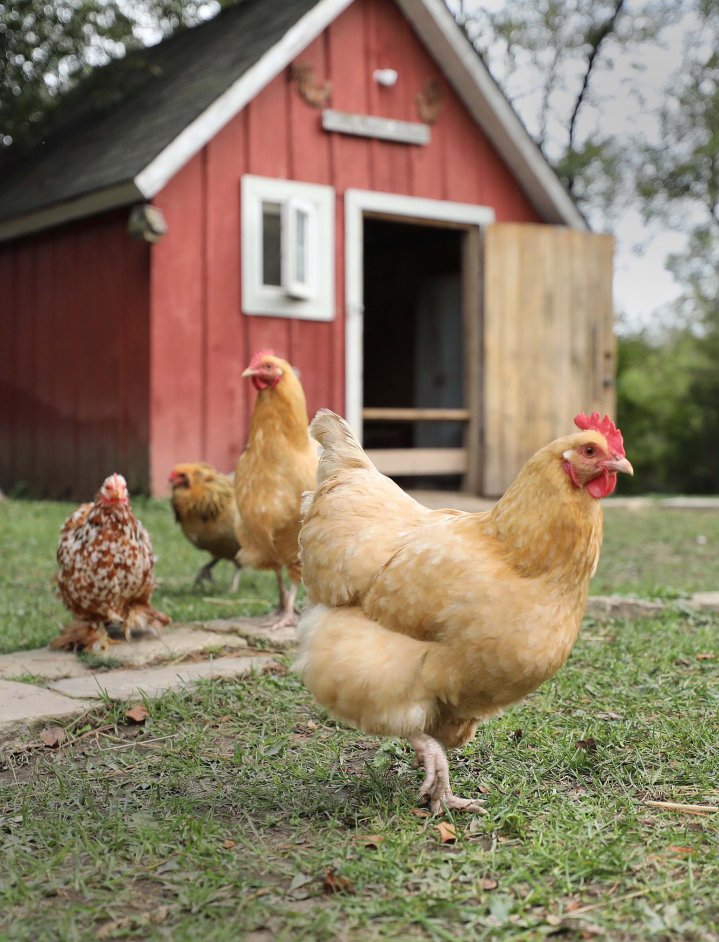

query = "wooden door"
[482, 224, 615, 496]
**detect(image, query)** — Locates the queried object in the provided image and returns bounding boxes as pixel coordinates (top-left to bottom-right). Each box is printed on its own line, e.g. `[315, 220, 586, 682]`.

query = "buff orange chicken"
[296, 411, 632, 814]
[234, 350, 318, 628]
[169, 462, 242, 592]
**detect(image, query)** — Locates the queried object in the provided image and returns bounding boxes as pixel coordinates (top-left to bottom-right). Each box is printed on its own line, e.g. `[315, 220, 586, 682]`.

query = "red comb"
[249, 348, 276, 368]
[574, 412, 625, 456]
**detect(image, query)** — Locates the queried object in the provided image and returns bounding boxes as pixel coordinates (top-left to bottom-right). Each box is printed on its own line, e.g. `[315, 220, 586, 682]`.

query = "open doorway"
[362, 217, 465, 488]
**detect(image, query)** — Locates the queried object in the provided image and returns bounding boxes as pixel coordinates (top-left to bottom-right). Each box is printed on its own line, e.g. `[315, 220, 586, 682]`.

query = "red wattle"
[587, 471, 617, 499]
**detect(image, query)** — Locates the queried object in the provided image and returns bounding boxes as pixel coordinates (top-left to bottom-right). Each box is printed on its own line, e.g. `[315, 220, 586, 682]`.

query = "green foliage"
[617, 312, 719, 493]
[0, 0, 224, 153]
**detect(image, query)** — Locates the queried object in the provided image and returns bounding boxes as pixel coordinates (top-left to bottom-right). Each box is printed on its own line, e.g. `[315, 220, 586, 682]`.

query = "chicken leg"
[193, 556, 220, 590]
[261, 570, 299, 630]
[409, 734, 487, 815]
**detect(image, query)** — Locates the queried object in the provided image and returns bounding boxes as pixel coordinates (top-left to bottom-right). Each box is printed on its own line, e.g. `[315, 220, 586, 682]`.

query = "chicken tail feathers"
[309, 409, 373, 483]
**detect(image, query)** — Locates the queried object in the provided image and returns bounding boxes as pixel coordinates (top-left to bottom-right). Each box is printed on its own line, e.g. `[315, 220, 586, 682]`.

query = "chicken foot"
[409, 734, 487, 815]
[261, 572, 299, 629]
[193, 558, 243, 593]
[193, 557, 220, 591]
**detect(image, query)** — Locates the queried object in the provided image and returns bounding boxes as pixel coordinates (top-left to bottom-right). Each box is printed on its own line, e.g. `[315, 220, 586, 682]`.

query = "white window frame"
[282, 198, 315, 299]
[242, 174, 335, 321]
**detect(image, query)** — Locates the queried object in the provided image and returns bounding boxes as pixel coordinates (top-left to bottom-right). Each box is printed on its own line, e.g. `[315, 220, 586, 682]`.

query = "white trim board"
[344, 188, 494, 438]
[241, 174, 335, 321]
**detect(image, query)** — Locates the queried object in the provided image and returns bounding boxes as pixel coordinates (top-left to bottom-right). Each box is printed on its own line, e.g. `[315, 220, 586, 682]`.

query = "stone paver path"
[0, 680, 96, 726]
[0, 616, 287, 744]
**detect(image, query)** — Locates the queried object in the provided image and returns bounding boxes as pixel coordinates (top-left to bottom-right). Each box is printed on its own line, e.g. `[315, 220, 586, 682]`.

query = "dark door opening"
[362, 217, 465, 488]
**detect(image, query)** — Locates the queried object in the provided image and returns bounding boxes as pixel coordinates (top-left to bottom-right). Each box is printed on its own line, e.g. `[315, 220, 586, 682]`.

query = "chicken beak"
[605, 456, 634, 476]
[242, 366, 258, 378]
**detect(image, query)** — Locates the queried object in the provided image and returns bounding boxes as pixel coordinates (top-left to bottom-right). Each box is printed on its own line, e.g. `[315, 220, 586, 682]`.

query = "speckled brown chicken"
[54, 473, 169, 650]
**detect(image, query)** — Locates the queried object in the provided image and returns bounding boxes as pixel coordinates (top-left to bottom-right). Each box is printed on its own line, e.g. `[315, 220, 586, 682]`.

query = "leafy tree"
[0, 0, 222, 151]
[622, 4, 719, 491]
[451, 0, 682, 220]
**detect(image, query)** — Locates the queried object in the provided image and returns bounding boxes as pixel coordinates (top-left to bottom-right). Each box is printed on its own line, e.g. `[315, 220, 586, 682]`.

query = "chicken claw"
[261, 577, 299, 630]
[409, 734, 487, 815]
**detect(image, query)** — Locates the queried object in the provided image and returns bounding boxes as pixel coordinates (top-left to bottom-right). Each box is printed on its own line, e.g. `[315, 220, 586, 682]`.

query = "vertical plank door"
[482, 224, 615, 496]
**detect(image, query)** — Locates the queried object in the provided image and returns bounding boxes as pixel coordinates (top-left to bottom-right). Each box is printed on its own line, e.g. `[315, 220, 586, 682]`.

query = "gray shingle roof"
[0, 0, 318, 223]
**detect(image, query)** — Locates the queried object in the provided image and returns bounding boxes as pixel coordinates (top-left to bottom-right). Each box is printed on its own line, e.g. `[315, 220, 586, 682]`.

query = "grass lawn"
[2, 611, 718, 940]
[1, 497, 718, 939]
[1, 496, 718, 655]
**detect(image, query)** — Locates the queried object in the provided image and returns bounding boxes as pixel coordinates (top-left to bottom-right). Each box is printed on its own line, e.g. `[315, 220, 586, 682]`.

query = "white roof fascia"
[0, 182, 142, 243]
[395, 0, 587, 230]
[134, 0, 355, 198]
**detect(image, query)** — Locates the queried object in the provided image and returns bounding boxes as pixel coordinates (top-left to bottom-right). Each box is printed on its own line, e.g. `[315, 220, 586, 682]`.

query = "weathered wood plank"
[362, 407, 470, 421]
[483, 224, 616, 495]
[366, 447, 467, 475]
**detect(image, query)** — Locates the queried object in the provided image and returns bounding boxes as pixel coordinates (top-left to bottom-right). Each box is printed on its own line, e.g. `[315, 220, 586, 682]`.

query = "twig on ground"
[104, 733, 178, 751]
[565, 878, 688, 917]
[643, 799, 718, 814]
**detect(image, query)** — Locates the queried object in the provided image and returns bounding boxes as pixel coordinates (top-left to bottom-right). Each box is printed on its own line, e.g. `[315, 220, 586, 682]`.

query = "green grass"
[1, 609, 718, 940]
[595, 505, 719, 599]
[1, 497, 718, 654]
[0, 498, 718, 937]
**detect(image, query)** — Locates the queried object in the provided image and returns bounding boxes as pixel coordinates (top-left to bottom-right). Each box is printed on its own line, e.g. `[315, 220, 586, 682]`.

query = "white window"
[241, 175, 335, 320]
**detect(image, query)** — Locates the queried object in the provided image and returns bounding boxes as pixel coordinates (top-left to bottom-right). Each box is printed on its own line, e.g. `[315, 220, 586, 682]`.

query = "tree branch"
[566, 0, 626, 190]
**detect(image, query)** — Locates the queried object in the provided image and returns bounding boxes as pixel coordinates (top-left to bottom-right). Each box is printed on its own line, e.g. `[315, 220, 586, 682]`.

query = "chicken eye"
[584, 446, 595, 457]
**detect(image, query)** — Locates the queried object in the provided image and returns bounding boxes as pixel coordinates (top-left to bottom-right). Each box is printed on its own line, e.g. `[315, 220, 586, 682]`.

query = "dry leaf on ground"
[434, 821, 457, 843]
[39, 726, 66, 748]
[322, 869, 355, 895]
[223, 839, 236, 849]
[125, 704, 149, 723]
[575, 738, 598, 752]
[478, 877, 498, 890]
[351, 834, 385, 848]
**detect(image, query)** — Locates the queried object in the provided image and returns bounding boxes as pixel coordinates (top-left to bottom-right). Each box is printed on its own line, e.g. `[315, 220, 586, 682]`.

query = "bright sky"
[454, 1, 701, 332]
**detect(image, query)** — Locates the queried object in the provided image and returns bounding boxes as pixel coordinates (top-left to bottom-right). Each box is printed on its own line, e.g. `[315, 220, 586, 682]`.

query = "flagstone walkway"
[0, 616, 294, 747]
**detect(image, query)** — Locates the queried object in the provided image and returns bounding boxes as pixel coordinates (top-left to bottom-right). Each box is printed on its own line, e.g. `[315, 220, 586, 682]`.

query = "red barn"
[0, 0, 615, 500]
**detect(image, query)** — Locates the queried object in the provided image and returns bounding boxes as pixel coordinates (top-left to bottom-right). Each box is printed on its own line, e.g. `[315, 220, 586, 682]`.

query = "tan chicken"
[169, 462, 242, 592]
[234, 350, 318, 628]
[54, 473, 169, 650]
[296, 411, 633, 814]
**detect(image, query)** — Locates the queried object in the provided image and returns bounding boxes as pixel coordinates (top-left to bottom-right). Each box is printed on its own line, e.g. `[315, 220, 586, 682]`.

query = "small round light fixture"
[373, 68, 398, 87]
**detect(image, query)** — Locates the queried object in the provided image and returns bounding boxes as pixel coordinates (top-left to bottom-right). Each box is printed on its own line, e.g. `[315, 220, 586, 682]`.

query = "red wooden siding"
[0, 211, 150, 500]
[146, 0, 541, 496]
[1, 0, 548, 499]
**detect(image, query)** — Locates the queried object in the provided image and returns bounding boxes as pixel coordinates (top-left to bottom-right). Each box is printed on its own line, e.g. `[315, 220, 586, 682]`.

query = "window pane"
[261, 202, 281, 287]
[295, 208, 308, 284]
